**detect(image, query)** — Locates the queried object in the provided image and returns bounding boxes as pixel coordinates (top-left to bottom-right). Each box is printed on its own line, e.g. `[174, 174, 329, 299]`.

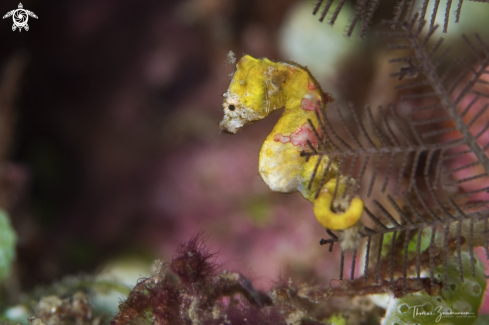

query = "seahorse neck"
[284, 70, 310, 111]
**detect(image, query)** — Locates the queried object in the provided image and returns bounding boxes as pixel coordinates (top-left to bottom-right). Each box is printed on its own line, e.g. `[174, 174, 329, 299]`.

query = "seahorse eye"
[228, 105, 235, 111]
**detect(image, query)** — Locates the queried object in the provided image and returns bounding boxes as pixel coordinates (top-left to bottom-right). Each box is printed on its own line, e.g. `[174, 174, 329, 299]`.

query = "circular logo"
[2, 3, 38, 32]
[13, 9, 28, 28]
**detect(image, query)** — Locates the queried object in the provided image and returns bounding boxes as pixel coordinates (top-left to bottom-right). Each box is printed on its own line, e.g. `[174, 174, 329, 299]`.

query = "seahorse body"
[219, 55, 363, 230]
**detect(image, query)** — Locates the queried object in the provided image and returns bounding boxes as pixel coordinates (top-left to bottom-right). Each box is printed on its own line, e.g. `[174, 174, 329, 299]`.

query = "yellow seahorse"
[219, 55, 363, 232]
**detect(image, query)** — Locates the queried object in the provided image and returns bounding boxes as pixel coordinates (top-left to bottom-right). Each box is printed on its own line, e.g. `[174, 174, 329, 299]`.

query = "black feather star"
[303, 13, 489, 296]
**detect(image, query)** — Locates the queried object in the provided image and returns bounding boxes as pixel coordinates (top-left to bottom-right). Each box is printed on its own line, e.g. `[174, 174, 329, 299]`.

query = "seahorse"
[219, 55, 363, 232]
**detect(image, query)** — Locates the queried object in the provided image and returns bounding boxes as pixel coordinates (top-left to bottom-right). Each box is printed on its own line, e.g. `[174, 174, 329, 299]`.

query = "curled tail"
[313, 178, 364, 231]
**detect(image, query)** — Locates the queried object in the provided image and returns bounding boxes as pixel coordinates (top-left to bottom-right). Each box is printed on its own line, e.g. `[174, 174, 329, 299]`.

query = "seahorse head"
[219, 55, 272, 134]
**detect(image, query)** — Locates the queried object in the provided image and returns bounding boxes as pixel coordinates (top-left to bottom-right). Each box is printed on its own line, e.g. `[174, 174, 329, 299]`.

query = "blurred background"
[0, 0, 489, 314]
[0, 0, 349, 294]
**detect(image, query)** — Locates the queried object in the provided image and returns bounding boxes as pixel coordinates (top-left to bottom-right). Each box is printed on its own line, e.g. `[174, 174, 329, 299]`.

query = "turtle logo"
[3, 3, 38, 32]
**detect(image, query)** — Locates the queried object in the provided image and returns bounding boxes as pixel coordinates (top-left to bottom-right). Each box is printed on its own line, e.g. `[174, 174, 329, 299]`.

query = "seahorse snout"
[218, 116, 243, 134]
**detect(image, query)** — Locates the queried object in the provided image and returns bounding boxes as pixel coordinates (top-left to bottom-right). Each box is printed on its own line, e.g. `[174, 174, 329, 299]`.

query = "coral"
[15, 291, 102, 325]
[111, 234, 279, 325]
[170, 233, 217, 285]
[1, 273, 133, 325]
[111, 235, 378, 325]
[31, 292, 95, 325]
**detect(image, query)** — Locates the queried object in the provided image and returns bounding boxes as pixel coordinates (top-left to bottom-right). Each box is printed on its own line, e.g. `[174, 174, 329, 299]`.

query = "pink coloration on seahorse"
[300, 97, 320, 112]
[307, 80, 316, 90]
[273, 123, 320, 151]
